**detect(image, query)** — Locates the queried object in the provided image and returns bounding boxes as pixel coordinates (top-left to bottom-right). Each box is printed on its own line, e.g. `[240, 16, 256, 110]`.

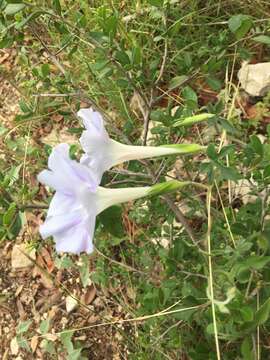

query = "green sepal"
[160, 143, 206, 153]
[148, 180, 190, 197]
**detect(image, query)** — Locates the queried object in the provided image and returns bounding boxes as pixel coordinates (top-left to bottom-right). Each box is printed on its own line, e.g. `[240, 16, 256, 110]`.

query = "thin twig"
[108, 169, 151, 179]
[161, 194, 198, 247]
[33, 93, 80, 97]
[155, 12, 168, 86]
[206, 187, 221, 360]
[30, 25, 66, 76]
[19, 204, 49, 210]
[142, 92, 153, 146]
[95, 248, 146, 275]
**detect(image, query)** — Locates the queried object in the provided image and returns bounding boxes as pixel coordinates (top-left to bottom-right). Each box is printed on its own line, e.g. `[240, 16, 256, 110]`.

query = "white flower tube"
[78, 108, 205, 182]
[96, 186, 150, 214]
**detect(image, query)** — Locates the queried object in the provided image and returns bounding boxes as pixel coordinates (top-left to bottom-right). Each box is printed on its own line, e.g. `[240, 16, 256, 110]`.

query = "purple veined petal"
[54, 215, 96, 254]
[40, 209, 82, 239]
[69, 160, 98, 190]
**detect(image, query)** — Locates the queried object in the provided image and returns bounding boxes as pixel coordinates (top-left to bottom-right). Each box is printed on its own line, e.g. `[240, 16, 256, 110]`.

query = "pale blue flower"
[38, 144, 150, 254]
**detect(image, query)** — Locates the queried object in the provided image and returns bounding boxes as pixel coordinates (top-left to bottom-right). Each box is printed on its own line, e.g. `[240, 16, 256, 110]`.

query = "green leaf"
[105, 15, 118, 37]
[7, 164, 22, 186]
[228, 15, 253, 39]
[52, 0, 61, 15]
[17, 337, 30, 351]
[39, 319, 50, 335]
[19, 100, 32, 113]
[173, 113, 214, 127]
[4, 3, 25, 15]
[67, 348, 82, 360]
[206, 323, 215, 334]
[148, 0, 164, 6]
[148, 180, 190, 197]
[99, 205, 125, 238]
[253, 35, 270, 46]
[240, 306, 254, 322]
[55, 255, 74, 269]
[42, 339, 56, 354]
[182, 86, 198, 108]
[15, 10, 45, 30]
[41, 63, 50, 77]
[3, 203, 17, 227]
[131, 46, 141, 65]
[250, 135, 264, 157]
[219, 165, 242, 181]
[114, 50, 130, 66]
[10, 212, 22, 237]
[218, 118, 239, 135]
[241, 337, 254, 360]
[0, 36, 14, 48]
[60, 331, 74, 353]
[169, 75, 188, 90]
[207, 144, 218, 161]
[206, 77, 222, 91]
[16, 320, 32, 334]
[247, 256, 270, 269]
[0, 126, 8, 136]
[254, 298, 270, 326]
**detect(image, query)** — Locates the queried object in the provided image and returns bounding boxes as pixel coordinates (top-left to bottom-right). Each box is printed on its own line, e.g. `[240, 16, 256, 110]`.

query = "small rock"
[238, 62, 270, 97]
[11, 244, 36, 269]
[65, 295, 78, 313]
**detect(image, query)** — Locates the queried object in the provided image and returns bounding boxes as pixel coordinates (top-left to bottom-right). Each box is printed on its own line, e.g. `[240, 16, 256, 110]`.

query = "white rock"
[11, 244, 36, 269]
[238, 62, 270, 97]
[65, 295, 78, 313]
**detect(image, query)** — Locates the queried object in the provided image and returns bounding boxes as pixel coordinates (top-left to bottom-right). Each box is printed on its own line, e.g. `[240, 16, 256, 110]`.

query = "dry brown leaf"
[15, 284, 24, 297]
[30, 335, 39, 353]
[16, 299, 26, 320]
[40, 248, 54, 273]
[82, 285, 97, 305]
[0, 52, 9, 64]
[43, 333, 58, 341]
[51, 113, 64, 122]
[32, 259, 53, 289]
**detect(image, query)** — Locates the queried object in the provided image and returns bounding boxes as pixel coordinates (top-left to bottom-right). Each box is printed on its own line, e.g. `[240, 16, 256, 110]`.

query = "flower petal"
[39, 144, 98, 193]
[54, 216, 96, 254]
[38, 170, 72, 194]
[48, 143, 94, 186]
[77, 108, 108, 136]
[47, 192, 77, 217]
[40, 210, 82, 239]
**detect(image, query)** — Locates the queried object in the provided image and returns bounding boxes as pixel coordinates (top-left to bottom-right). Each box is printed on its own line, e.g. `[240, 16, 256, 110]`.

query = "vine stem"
[206, 186, 221, 360]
